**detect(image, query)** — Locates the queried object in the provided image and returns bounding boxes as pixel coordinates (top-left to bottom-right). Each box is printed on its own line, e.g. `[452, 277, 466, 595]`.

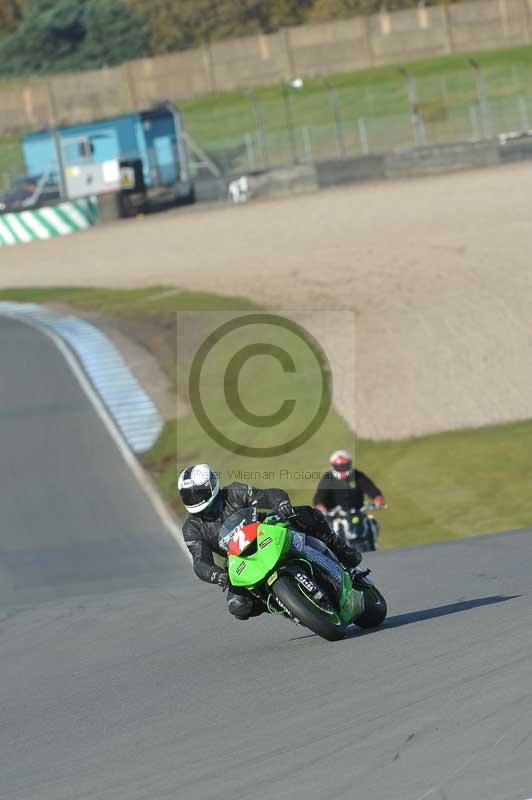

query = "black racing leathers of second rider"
[182, 481, 361, 620]
[313, 469, 383, 514]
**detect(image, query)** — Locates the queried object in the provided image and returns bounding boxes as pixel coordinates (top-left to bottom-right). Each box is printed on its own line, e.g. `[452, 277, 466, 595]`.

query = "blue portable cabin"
[21, 105, 193, 205]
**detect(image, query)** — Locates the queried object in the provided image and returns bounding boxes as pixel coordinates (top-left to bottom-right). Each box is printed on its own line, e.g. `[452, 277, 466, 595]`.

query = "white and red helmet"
[329, 449, 353, 481]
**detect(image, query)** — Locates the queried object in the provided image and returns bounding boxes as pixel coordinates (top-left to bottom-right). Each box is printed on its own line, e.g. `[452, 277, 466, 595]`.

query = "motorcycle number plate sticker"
[267, 571, 278, 586]
[296, 573, 315, 593]
[292, 532, 305, 553]
[258, 536, 273, 549]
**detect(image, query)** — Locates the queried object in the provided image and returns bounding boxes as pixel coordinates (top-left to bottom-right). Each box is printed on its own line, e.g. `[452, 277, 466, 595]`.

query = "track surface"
[0, 317, 183, 607]
[1, 318, 532, 800]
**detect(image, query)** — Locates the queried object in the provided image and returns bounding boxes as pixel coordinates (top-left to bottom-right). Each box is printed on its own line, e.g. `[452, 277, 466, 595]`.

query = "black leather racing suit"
[182, 481, 361, 620]
[313, 469, 382, 513]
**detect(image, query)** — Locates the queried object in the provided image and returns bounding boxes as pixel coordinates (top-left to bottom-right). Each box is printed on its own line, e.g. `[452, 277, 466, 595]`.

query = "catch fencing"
[184, 66, 532, 177]
[3, 73, 532, 189]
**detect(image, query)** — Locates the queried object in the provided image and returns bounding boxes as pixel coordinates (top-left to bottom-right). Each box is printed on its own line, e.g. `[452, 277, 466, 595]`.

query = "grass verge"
[1, 286, 530, 549]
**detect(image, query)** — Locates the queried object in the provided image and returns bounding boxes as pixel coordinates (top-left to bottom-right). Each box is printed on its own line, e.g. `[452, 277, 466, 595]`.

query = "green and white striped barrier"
[0, 197, 98, 246]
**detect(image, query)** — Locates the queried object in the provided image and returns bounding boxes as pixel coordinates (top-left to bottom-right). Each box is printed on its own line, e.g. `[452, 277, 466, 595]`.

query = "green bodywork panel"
[228, 518, 365, 625]
[228, 522, 291, 588]
[339, 570, 364, 623]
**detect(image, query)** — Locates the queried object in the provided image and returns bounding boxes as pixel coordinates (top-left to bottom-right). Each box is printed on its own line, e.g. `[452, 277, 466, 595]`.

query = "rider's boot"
[321, 526, 362, 570]
[335, 539, 362, 570]
[300, 506, 362, 574]
[349, 565, 372, 586]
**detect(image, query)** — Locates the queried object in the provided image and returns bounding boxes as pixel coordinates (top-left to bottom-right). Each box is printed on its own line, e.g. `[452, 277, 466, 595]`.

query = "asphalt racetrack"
[1, 316, 531, 800]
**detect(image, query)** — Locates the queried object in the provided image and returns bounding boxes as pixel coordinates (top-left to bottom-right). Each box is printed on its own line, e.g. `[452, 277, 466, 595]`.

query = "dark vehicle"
[0, 174, 60, 213]
[325, 503, 386, 552]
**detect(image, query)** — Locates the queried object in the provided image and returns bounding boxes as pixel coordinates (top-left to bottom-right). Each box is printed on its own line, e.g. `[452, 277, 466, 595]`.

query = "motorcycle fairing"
[228, 521, 291, 587]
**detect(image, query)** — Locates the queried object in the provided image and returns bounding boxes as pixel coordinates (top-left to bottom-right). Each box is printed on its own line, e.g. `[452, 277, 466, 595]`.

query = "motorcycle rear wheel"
[272, 576, 347, 642]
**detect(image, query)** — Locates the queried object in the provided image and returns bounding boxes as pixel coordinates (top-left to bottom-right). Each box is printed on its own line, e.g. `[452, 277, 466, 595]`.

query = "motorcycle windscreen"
[227, 522, 259, 556]
[219, 507, 258, 553]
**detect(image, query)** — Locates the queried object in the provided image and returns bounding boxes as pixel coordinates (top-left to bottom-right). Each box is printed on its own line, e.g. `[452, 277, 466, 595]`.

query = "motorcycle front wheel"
[353, 584, 387, 629]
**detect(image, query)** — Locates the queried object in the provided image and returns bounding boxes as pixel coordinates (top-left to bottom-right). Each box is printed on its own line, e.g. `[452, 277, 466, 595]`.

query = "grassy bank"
[143, 417, 532, 549]
[1, 286, 530, 549]
[182, 42, 532, 130]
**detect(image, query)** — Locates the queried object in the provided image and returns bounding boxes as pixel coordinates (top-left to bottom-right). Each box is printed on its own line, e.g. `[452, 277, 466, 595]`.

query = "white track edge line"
[5, 314, 191, 563]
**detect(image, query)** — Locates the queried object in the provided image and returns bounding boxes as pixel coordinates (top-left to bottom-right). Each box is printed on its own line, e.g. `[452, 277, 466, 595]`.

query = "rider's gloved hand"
[373, 495, 386, 507]
[274, 499, 295, 520]
[210, 569, 228, 590]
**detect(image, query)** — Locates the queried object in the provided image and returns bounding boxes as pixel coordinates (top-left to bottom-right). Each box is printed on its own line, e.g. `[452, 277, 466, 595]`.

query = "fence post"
[302, 127, 314, 164]
[518, 96, 530, 131]
[511, 64, 521, 94]
[358, 118, 369, 155]
[399, 68, 426, 146]
[469, 59, 492, 139]
[243, 89, 269, 170]
[244, 134, 256, 171]
[469, 105, 480, 140]
[318, 77, 346, 159]
[440, 76, 449, 105]
[282, 82, 299, 165]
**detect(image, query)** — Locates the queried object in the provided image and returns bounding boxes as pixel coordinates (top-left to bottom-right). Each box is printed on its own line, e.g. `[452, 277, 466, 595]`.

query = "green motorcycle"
[219, 507, 387, 642]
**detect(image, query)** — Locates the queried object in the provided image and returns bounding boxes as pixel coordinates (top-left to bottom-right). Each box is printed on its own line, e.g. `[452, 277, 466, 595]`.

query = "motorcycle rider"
[178, 463, 362, 621]
[313, 449, 386, 516]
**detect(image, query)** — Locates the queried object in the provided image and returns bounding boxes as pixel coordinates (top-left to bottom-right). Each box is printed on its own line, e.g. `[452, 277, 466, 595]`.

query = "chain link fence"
[183, 63, 532, 178]
[3, 63, 532, 192]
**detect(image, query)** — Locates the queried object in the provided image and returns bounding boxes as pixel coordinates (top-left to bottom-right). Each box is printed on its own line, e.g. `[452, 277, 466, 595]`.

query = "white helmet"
[178, 464, 220, 513]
